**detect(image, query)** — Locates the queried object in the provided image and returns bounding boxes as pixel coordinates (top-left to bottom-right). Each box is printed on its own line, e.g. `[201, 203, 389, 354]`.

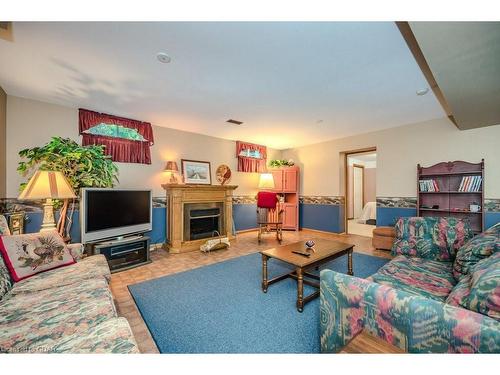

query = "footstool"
[372, 226, 395, 251]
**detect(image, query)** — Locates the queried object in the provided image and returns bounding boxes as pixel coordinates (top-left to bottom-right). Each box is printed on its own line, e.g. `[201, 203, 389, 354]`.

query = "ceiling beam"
[395, 21, 457, 127]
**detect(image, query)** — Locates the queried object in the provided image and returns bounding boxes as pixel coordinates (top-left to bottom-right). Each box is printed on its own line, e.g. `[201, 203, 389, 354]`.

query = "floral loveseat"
[320, 217, 500, 353]
[0, 216, 139, 353]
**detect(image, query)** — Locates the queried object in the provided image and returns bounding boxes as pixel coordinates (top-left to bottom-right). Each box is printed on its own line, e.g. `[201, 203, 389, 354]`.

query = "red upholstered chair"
[256, 192, 283, 243]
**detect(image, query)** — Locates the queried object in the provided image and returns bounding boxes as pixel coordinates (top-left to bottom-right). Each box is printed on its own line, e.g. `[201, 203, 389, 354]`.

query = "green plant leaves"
[17, 136, 119, 196]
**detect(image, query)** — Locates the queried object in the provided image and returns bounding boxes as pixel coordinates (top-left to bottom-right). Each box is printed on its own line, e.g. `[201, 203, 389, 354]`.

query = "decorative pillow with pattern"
[391, 217, 472, 261]
[465, 252, 500, 321]
[0, 230, 75, 282]
[453, 223, 499, 280]
[0, 215, 11, 236]
[445, 273, 472, 307]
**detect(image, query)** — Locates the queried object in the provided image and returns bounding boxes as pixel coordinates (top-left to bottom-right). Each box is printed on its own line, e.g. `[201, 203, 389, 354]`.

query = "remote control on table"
[292, 250, 311, 257]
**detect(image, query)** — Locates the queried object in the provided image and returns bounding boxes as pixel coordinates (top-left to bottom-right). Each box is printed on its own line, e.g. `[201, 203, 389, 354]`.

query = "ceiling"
[0, 22, 445, 149]
[409, 22, 500, 130]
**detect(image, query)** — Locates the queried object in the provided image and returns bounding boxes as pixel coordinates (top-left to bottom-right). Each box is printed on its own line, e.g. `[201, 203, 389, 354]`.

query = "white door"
[353, 166, 364, 218]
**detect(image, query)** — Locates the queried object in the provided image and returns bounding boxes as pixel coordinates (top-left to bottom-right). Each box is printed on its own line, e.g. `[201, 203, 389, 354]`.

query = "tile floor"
[347, 219, 376, 237]
[110, 229, 391, 353]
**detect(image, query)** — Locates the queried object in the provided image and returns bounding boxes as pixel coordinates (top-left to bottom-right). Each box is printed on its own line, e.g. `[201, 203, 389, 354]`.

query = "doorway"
[345, 149, 377, 237]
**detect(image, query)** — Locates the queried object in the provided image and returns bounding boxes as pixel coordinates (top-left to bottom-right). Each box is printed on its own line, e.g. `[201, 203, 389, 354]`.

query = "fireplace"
[162, 184, 237, 253]
[183, 202, 225, 241]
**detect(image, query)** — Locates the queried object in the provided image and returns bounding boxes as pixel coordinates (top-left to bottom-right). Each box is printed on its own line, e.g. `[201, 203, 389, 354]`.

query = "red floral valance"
[236, 141, 267, 173]
[79, 109, 154, 164]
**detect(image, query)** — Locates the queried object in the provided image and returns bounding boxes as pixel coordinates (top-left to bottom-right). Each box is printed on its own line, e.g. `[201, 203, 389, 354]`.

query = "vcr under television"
[90, 235, 151, 273]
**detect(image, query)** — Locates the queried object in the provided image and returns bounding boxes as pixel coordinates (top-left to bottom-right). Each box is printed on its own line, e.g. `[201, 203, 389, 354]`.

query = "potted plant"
[17, 137, 119, 240]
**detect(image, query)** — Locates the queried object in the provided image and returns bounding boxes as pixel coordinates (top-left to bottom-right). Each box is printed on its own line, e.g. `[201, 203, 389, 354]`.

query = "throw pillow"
[392, 217, 439, 258]
[465, 252, 500, 321]
[445, 273, 472, 307]
[453, 223, 499, 280]
[391, 217, 472, 261]
[0, 230, 75, 282]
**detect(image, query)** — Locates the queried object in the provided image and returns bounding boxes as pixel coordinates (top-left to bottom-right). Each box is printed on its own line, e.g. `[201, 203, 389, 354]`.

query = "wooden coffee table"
[260, 238, 354, 312]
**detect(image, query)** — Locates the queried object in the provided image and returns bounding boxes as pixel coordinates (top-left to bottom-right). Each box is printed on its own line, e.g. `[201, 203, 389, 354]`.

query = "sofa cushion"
[464, 252, 500, 321]
[10, 254, 110, 295]
[50, 318, 139, 353]
[0, 255, 12, 301]
[0, 230, 75, 282]
[0, 278, 116, 352]
[445, 273, 472, 307]
[391, 217, 472, 262]
[453, 223, 499, 280]
[0, 216, 10, 236]
[369, 255, 456, 302]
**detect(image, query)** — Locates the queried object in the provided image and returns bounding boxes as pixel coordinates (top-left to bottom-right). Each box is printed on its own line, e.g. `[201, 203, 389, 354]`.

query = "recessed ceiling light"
[156, 52, 171, 64]
[226, 119, 243, 125]
[416, 88, 429, 96]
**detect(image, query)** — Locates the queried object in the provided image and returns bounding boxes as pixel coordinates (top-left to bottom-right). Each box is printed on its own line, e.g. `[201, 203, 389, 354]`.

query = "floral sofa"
[320, 217, 500, 353]
[0, 216, 139, 353]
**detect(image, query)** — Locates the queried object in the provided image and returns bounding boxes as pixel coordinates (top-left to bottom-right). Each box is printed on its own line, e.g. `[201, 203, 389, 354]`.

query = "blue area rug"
[128, 252, 389, 353]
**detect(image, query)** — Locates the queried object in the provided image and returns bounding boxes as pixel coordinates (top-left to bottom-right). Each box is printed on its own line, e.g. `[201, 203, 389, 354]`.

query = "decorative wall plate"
[216, 164, 232, 185]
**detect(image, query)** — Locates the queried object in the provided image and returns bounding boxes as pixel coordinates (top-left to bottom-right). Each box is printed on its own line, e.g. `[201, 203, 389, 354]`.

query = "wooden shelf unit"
[269, 166, 300, 231]
[417, 160, 484, 233]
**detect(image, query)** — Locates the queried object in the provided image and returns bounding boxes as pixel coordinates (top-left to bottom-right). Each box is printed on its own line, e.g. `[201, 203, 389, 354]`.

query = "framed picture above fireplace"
[181, 159, 212, 185]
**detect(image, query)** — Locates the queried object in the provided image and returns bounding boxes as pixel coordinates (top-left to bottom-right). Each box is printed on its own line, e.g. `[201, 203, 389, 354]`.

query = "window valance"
[236, 141, 267, 173]
[79, 109, 154, 164]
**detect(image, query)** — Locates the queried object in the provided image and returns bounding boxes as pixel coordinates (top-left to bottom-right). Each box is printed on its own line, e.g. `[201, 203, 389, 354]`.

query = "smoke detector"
[157, 52, 171, 64]
[416, 88, 429, 96]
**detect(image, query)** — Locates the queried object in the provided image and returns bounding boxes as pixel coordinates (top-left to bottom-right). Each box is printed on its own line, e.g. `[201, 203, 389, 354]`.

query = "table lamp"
[164, 161, 179, 184]
[258, 173, 275, 190]
[18, 170, 77, 232]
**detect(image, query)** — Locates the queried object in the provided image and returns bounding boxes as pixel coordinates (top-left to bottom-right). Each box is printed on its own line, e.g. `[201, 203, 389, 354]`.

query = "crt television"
[80, 188, 152, 243]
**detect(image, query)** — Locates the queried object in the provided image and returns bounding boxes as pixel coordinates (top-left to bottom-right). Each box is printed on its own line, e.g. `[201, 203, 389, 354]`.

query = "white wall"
[283, 117, 500, 198]
[6, 96, 281, 197]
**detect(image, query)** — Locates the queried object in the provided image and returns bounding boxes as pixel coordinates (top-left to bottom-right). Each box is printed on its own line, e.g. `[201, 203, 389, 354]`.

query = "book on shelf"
[419, 179, 439, 192]
[458, 175, 482, 192]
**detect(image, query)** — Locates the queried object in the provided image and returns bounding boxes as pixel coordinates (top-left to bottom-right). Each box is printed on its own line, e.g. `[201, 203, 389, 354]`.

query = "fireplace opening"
[184, 203, 224, 241]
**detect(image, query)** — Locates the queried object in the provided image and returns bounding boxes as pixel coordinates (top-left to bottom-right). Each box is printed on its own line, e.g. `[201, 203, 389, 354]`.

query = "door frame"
[350, 163, 365, 220]
[343, 147, 376, 234]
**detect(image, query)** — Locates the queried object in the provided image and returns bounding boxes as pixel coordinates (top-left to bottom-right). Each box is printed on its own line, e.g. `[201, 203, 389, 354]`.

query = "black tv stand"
[88, 235, 151, 273]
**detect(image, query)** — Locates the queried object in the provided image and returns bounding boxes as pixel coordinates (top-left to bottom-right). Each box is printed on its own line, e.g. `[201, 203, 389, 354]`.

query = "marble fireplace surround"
[162, 184, 238, 253]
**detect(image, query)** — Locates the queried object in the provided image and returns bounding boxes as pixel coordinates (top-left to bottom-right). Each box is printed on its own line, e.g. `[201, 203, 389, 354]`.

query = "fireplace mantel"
[162, 184, 238, 253]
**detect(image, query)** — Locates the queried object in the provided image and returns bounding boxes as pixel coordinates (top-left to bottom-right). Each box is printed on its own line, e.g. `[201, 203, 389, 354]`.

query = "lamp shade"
[164, 161, 179, 172]
[258, 173, 275, 189]
[18, 170, 77, 200]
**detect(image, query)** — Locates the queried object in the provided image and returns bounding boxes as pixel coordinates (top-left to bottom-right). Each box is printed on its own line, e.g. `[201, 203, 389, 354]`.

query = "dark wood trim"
[395, 21, 457, 127]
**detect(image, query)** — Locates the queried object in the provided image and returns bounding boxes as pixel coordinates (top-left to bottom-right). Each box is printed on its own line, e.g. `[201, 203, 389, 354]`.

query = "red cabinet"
[269, 166, 299, 231]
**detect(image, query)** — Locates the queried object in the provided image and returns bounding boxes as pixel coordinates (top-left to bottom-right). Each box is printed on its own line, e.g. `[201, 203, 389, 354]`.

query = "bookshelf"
[417, 160, 484, 233]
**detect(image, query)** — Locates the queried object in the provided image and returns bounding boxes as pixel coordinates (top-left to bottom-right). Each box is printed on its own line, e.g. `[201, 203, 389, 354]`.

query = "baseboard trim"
[300, 227, 346, 235]
[235, 228, 259, 234]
